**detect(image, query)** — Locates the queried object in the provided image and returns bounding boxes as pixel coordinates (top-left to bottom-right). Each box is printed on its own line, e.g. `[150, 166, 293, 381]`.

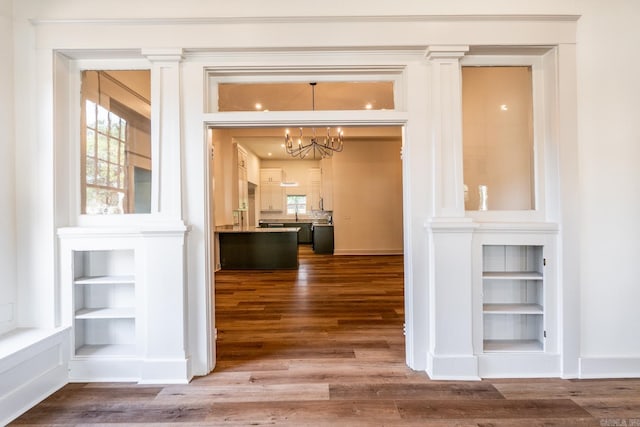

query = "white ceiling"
[219, 126, 402, 160]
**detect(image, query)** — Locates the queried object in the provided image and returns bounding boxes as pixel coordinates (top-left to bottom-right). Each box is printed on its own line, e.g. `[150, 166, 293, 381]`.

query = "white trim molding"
[579, 357, 640, 379]
[0, 328, 70, 425]
[427, 353, 480, 381]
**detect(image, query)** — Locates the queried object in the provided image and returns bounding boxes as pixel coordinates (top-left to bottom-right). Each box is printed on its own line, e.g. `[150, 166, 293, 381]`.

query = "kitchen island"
[215, 226, 300, 269]
[258, 220, 313, 243]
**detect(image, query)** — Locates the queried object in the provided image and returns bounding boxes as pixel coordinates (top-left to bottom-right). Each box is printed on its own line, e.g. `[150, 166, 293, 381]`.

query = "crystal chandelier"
[284, 82, 344, 159]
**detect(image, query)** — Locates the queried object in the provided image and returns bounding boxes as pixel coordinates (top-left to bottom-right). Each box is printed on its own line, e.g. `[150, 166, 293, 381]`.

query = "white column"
[426, 45, 468, 218]
[139, 49, 190, 383]
[424, 46, 478, 380]
[139, 227, 190, 384]
[427, 222, 478, 380]
[142, 48, 184, 218]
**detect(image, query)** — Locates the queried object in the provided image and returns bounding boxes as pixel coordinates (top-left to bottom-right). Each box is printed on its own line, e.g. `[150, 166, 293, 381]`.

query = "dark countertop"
[215, 225, 300, 233]
[259, 219, 314, 224]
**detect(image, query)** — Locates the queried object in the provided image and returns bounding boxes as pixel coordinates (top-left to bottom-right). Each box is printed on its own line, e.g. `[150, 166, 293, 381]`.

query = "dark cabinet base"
[259, 222, 313, 244]
[313, 225, 334, 254]
[219, 231, 299, 269]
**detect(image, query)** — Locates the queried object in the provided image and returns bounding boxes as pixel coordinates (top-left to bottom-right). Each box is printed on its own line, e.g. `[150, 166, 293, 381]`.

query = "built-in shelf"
[69, 249, 137, 369]
[483, 339, 544, 353]
[75, 344, 137, 357]
[483, 303, 543, 314]
[482, 271, 542, 280]
[482, 245, 545, 354]
[74, 275, 135, 285]
[75, 307, 135, 319]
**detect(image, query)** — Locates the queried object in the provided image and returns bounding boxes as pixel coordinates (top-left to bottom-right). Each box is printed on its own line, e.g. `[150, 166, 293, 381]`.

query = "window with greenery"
[81, 70, 151, 215]
[287, 195, 307, 215]
[84, 99, 128, 214]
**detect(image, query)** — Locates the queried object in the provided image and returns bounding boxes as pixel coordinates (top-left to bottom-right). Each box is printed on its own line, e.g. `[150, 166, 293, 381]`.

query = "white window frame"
[69, 58, 155, 227]
[461, 54, 549, 223]
[286, 195, 307, 215]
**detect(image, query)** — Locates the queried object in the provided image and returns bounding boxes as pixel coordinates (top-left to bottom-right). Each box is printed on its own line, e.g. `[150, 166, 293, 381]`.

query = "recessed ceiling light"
[267, 152, 272, 156]
[500, 104, 509, 111]
[255, 103, 262, 110]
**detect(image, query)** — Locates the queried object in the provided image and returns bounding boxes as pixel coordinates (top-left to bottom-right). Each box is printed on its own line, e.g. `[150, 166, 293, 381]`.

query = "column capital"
[141, 48, 184, 62]
[425, 45, 469, 60]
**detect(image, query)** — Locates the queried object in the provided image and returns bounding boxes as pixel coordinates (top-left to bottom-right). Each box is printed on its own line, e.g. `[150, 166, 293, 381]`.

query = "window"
[84, 100, 128, 214]
[462, 66, 535, 211]
[287, 195, 307, 215]
[81, 70, 151, 215]
[217, 81, 395, 112]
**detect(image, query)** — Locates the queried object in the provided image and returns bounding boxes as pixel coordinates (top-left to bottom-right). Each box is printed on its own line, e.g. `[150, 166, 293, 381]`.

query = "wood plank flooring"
[12, 246, 640, 426]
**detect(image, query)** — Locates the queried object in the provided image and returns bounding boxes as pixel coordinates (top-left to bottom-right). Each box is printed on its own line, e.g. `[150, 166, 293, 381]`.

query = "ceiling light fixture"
[284, 82, 344, 159]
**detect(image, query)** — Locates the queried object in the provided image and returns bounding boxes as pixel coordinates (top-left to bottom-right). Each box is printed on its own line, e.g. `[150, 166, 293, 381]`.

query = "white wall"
[0, 0, 16, 335]
[576, 0, 640, 359]
[332, 138, 403, 255]
[7, 0, 640, 379]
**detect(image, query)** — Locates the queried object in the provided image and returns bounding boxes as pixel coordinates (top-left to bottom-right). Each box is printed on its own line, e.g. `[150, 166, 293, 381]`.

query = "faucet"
[295, 210, 298, 222]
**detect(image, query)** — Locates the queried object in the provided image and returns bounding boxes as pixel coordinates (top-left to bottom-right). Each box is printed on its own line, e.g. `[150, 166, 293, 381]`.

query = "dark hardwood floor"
[12, 246, 640, 425]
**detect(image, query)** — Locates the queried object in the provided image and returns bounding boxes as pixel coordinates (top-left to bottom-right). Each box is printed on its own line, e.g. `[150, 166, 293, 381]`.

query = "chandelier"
[284, 82, 344, 159]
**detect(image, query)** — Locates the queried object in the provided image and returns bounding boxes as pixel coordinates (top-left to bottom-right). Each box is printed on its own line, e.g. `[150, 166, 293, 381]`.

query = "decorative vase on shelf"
[478, 185, 488, 211]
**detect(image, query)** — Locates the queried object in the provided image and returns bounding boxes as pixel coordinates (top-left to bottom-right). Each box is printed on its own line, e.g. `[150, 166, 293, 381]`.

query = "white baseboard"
[333, 249, 404, 256]
[579, 356, 640, 379]
[68, 357, 141, 382]
[426, 352, 480, 380]
[479, 352, 560, 378]
[0, 327, 70, 425]
[139, 357, 192, 384]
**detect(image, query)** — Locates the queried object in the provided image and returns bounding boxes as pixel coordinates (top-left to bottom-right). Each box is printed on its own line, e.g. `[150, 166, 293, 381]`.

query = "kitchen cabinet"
[260, 168, 283, 212]
[258, 221, 313, 244]
[319, 158, 333, 210]
[216, 227, 299, 269]
[233, 143, 249, 210]
[309, 168, 322, 210]
[313, 224, 334, 254]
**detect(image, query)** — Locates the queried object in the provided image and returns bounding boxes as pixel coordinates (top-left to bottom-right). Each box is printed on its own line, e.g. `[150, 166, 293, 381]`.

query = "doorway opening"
[207, 124, 406, 372]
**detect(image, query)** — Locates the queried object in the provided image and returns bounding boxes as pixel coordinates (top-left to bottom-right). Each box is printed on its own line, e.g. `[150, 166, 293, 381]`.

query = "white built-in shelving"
[482, 245, 545, 353]
[58, 225, 189, 383]
[72, 250, 136, 358]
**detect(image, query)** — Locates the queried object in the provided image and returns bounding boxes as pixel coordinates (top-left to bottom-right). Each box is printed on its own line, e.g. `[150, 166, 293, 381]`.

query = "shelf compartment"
[75, 307, 135, 319]
[75, 344, 137, 357]
[74, 317, 136, 357]
[483, 339, 543, 353]
[483, 312, 544, 350]
[482, 271, 542, 280]
[74, 275, 135, 285]
[483, 303, 543, 314]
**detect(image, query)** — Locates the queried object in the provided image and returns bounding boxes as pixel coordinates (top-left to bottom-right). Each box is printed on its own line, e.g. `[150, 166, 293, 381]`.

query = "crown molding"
[29, 14, 580, 26]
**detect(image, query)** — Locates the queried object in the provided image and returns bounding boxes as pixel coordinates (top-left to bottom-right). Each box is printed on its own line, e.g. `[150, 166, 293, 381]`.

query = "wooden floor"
[12, 246, 640, 426]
